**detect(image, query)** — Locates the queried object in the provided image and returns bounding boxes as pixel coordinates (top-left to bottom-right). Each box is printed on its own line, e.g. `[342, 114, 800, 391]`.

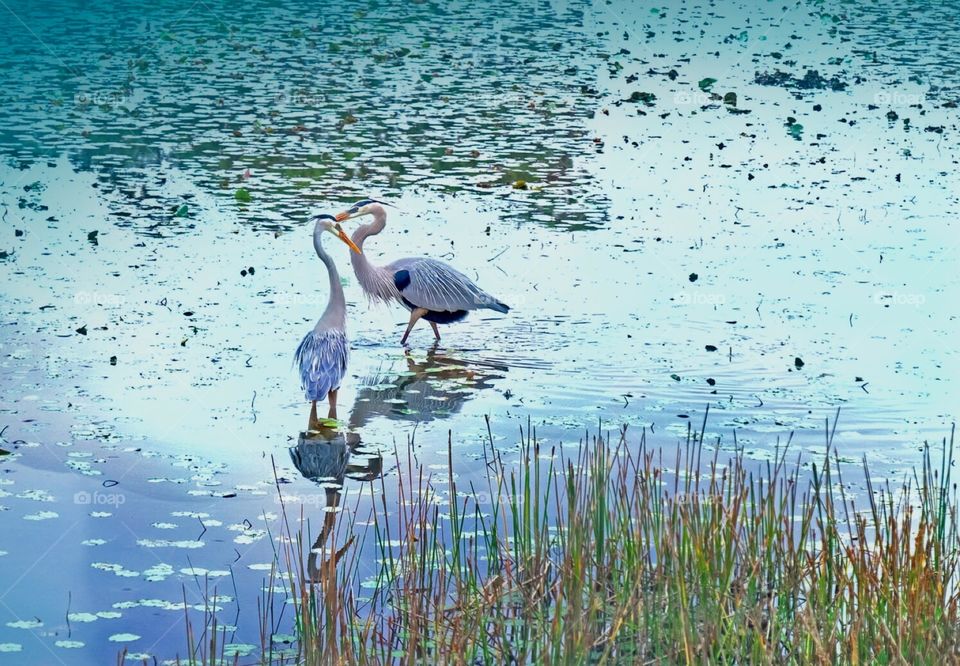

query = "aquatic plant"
[150, 412, 960, 664]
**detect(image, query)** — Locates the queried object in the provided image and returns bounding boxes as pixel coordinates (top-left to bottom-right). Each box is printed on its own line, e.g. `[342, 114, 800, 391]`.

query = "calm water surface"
[1, 0, 958, 662]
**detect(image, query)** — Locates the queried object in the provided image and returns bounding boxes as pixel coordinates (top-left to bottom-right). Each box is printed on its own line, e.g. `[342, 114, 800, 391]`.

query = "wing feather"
[294, 330, 348, 401]
[388, 257, 500, 313]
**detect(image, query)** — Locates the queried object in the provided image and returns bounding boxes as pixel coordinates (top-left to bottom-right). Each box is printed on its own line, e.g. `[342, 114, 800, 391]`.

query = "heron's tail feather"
[488, 300, 510, 314]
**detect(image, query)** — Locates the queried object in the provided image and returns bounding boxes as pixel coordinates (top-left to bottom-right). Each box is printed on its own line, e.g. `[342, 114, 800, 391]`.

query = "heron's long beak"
[335, 225, 362, 254]
[334, 210, 353, 222]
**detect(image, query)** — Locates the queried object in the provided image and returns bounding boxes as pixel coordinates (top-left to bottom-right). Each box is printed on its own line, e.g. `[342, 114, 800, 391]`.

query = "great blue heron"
[334, 199, 510, 345]
[294, 214, 361, 427]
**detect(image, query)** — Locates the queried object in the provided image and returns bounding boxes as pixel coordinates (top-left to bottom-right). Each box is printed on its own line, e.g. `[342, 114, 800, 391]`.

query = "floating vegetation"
[625, 91, 657, 105]
[754, 69, 848, 91]
[135, 539, 205, 549]
[222, 643, 256, 657]
[5, 620, 42, 630]
[15, 490, 55, 502]
[113, 599, 183, 612]
[698, 77, 718, 91]
[143, 563, 175, 581]
[66, 612, 98, 623]
[0, 0, 609, 231]
[22, 511, 58, 521]
[91, 562, 141, 578]
[153, 417, 960, 664]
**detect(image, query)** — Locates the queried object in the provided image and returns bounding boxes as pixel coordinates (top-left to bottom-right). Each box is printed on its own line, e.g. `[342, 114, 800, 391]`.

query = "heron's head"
[334, 198, 392, 222]
[310, 213, 362, 254]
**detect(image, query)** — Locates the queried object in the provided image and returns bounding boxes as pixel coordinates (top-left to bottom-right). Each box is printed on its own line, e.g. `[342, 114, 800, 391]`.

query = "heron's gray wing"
[294, 330, 348, 401]
[388, 257, 495, 312]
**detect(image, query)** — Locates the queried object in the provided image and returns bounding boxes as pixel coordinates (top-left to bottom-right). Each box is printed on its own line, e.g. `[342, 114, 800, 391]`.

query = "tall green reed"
[150, 414, 960, 665]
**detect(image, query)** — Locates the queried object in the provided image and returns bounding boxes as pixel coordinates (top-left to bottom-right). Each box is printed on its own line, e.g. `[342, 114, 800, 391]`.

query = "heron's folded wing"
[295, 330, 348, 397]
[389, 257, 489, 312]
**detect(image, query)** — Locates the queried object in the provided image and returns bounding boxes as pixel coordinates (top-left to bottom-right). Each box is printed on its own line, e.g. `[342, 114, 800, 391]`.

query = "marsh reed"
[150, 411, 960, 664]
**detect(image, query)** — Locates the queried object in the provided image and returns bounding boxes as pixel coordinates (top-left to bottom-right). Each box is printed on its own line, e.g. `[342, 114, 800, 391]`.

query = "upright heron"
[335, 199, 510, 344]
[294, 214, 361, 426]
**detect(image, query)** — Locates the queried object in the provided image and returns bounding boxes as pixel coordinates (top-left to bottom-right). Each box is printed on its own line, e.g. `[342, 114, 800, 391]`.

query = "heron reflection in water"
[290, 424, 382, 580]
[289, 345, 505, 577]
[348, 343, 508, 429]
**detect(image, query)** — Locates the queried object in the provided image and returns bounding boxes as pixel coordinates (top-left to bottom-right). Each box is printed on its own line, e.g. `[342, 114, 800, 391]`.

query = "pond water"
[1, 0, 958, 662]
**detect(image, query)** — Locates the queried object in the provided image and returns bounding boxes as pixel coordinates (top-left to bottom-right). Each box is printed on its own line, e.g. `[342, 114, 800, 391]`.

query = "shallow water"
[1, 0, 958, 662]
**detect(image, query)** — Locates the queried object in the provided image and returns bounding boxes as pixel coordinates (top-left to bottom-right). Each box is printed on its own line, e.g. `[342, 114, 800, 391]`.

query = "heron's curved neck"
[314, 232, 346, 328]
[350, 208, 387, 251]
[349, 210, 398, 302]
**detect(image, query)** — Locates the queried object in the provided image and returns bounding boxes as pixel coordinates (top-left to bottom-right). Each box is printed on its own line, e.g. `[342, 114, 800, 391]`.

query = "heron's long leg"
[429, 322, 440, 341]
[401, 308, 429, 345]
[308, 400, 320, 431]
[327, 389, 338, 421]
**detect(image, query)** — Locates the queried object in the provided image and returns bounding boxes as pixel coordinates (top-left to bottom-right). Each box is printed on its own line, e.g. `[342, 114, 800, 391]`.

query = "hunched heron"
[334, 199, 510, 344]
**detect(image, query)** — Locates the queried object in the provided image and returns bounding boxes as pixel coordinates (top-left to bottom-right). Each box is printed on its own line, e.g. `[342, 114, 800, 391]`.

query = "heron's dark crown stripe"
[350, 197, 387, 211]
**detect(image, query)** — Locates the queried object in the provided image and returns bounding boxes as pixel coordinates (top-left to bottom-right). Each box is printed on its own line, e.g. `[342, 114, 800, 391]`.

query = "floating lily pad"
[136, 539, 205, 549]
[67, 612, 98, 623]
[222, 644, 257, 657]
[6, 620, 42, 629]
[23, 510, 58, 521]
[625, 91, 657, 106]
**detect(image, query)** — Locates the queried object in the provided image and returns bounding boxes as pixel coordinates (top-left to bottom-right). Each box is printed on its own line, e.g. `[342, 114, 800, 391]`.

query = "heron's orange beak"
[335, 225, 362, 254]
[334, 210, 351, 222]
